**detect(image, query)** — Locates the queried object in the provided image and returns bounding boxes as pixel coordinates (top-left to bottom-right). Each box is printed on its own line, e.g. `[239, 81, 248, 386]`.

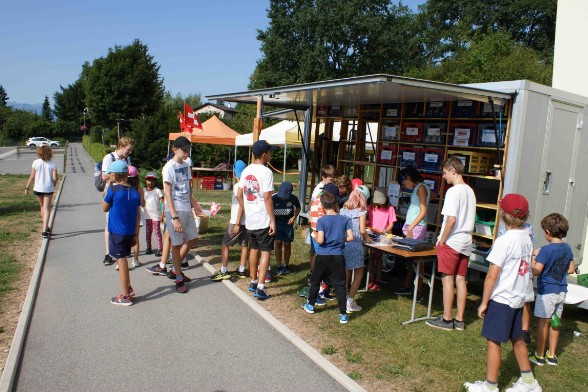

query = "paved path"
[14, 143, 346, 391]
[0, 147, 65, 175]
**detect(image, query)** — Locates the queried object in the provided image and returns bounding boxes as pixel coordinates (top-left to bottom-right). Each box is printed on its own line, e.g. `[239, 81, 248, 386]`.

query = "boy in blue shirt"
[302, 191, 353, 324]
[529, 213, 576, 367]
[272, 181, 301, 275]
[102, 160, 141, 306]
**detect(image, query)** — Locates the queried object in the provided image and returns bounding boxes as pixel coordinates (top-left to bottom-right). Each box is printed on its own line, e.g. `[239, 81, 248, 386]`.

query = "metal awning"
[206, 74, 513, 109]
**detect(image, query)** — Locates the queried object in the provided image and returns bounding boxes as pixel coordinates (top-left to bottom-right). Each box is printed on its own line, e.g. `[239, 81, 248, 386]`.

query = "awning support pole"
[283, 143, 287, 182]
[299, 109, 312, 212]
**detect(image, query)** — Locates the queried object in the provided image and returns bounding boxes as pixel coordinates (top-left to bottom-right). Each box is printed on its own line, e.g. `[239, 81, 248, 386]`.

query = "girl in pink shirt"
[367, 188, 397, 290]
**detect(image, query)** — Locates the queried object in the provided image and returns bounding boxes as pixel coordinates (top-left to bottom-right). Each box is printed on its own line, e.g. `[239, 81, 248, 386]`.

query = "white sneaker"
[505, 378, 542, 392]
[132, 259, 140, 268]
[463, 380, 495, 391]
[115, 263, 119, 270]
[346, 300, 362, 313]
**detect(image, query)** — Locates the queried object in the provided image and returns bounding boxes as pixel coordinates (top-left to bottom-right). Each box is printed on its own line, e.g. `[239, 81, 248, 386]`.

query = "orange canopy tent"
[168, 115, 240, 146]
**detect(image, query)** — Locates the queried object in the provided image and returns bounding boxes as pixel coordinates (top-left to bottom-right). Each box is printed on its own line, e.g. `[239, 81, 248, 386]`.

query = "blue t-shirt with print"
[104, 184, 141, 235]
[272, 194, 301, 225]
[316, 214, 351, 256]
[535, 242, 573, 295]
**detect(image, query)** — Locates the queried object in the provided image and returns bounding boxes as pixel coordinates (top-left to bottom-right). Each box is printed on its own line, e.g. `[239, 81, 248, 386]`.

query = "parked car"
[25, 137, 61, 148]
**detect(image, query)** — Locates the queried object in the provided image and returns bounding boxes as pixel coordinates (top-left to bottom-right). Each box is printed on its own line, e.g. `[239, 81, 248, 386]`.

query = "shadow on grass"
[0, 200, 39, 216]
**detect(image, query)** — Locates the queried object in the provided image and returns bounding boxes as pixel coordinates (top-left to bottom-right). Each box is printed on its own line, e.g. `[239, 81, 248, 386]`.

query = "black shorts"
[34, 191, 54, 196]
[222, 224, 249, 247]
[109, 233, 135, 259]
[248, 227, 274, 252]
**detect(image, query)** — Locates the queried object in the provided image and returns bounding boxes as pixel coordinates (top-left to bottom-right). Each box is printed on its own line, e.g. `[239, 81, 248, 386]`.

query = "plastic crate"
[423, 123, 446, 145]
[475, 218, 495, 236]
[453, 100, 477, 118]
[420, 148, 444, 171]
[477, 123, 507, 147]
[425, 101, 449, 117]
[404, 102, 425, 118]
[421, 173, 442, 193]
[399, 147, 420, 168]
[383, 103, 401, 118]
[450, 123, 476, 147]
[344, 105, 358, 117]
[448, 150, 497, 174]
[426, 203, 439, 224]
[401, 122, 424, 142]
[381, 123, 400, 141]
[577, 274, 588, 288]
[377, 145, 398, 165]
[201, 176, 216, 190]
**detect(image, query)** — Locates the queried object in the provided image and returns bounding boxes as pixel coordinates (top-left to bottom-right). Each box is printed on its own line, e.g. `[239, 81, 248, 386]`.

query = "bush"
[82, 135, 112, 164]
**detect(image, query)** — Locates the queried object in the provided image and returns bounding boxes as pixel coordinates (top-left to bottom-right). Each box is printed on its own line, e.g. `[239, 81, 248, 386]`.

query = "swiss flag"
[184, 103, 203, 131]
[179, 111, 190, 132]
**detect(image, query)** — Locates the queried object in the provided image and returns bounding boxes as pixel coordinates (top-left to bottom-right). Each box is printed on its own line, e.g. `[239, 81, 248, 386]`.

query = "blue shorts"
[275, 224, 294, 243]
[109, 233, 134, 259]
[481, 300, 523, 343]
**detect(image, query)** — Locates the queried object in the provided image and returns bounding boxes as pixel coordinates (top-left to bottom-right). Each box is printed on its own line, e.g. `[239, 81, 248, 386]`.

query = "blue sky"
[1, 1, 423, 104]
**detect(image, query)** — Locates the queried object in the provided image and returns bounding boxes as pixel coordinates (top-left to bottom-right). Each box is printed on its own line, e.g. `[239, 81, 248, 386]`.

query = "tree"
[42, 95, 53, 122]
[415, 0, 557, 63]
[252, 0, 422, 88]
[82, 39, 165, 128]
[163, 92, 202, 116]
[406, 31, 553, 85]
[54, 79, 86, 122]
[0, 85, 8, 107]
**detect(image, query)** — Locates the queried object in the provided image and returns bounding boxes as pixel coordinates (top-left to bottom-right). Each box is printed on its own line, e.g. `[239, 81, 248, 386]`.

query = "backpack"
[94, 153, 129, 192]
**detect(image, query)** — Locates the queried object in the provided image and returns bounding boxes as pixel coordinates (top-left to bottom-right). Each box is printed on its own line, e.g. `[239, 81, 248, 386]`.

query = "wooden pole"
[253, 95, 263, 142]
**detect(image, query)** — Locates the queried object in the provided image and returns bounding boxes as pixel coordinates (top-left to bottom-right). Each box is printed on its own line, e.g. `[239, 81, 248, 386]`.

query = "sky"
[1, 0, 423, 105]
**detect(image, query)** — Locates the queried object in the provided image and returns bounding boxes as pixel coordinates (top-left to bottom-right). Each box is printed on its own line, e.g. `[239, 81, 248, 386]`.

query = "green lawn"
[194, 186, 588, 392]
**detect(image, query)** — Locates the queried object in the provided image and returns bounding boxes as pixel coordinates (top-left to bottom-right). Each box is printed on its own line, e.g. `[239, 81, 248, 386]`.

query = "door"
[537, 100, 583, 251]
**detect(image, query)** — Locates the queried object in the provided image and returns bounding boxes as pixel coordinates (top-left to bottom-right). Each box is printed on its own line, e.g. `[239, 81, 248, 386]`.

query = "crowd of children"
[100, 137, 578, 391]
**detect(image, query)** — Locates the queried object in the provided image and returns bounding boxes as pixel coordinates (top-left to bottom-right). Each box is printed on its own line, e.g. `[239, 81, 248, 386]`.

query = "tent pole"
[299, 108, 312, 212]
[283, 143, 287, 182]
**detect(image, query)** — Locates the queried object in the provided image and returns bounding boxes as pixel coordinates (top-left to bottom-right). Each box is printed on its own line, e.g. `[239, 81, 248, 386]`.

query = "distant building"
[194, 102, 238, 120]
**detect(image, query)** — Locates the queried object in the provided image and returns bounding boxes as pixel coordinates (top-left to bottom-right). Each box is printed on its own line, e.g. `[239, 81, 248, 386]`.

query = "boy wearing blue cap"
[272, 182, 300, 275]
[212, 160, 250, 281]
[102, 160, 141, 306]
[235, 140, 278, 300]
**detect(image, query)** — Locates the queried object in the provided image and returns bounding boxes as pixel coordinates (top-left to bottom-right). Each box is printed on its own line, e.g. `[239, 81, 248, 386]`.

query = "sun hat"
[252, 140, 278, 156]
[233, 160, 247, 178]
[351, 178, 363, 190]
[173, 136, 191, 149]
[355, 185, 370, 200]
[277, 182, 293, 199]
[145, 171, 158, 179]
[372, 187, 388, 204]
[106, 160, 128, 174]
[128, 165, 138, 177]
[499, 194, 529, 218]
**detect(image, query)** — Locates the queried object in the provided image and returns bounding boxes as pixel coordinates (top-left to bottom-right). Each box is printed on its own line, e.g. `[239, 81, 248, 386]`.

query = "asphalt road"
[0, 147, 65, 175]
[14, 143, 346, 392]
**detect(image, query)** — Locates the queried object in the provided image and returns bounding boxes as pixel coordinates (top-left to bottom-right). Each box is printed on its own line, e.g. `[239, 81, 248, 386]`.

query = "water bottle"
[550, 312, 561, 328]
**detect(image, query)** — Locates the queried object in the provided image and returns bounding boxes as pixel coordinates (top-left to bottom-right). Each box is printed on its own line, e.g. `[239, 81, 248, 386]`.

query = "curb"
[202, 262, 367, 392]
[0, 175, 67, 392]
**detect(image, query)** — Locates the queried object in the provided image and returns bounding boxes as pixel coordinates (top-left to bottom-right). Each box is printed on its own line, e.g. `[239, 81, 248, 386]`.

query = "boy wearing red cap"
[464, 194, 541, 392]
[529, 213, 575, 368]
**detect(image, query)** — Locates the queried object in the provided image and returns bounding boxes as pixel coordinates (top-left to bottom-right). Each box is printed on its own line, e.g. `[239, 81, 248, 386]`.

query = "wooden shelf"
[473, 232, 495, 240]
[477, 203, 499, 210]
[338, 159, 375, 166]
[448, 145, 504, 152]
[463, 173, 500, 180]
[376, 163, 398, 168]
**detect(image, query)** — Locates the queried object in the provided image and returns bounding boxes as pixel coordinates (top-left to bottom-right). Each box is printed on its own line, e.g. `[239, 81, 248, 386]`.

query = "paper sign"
[383, 126, 397, 139]
[481, 129, 497, 143]
[427, 127, 440, 136]
[380, 149, 393, 161]
[423, 179, 436, 191]
[386, 109, 398, 117]
[406, 127, 419, 136]
[424, 153, 439, 163]
[453, 128, 471, 146]
[429, 101, 443, 107]
[454, 156, 467, 166]
[388, 182, 401, 197]
[458, 101, 473, 107]
[403, 151, 416, 161]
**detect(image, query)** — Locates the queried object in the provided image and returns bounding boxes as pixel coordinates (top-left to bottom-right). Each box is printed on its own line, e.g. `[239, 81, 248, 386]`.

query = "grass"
[194, 185, 588, 391]
[0, 175, 43, 314]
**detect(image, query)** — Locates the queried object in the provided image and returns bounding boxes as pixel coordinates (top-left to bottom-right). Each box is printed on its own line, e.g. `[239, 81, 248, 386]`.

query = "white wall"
[553, 0, 588, 267]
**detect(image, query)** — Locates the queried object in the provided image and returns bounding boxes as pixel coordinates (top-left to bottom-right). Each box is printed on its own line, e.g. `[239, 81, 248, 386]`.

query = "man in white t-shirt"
[162, 136, 198, 294]
[235, 140, 277, 300]
[427, 156, 476, 331]
[101, 136, 135, 266]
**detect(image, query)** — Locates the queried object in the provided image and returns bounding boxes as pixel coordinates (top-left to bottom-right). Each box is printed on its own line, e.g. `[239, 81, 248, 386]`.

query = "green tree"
[252, 0, 422, 88]
[416, 0, 557, 63]
[82, 39, 165, 128]
[54, 79, 86, 122]
[41, 95, 53, 122]
[0, 85, 8, 107]
[163, 92, 202, 117]
[407, 31, 552, 85]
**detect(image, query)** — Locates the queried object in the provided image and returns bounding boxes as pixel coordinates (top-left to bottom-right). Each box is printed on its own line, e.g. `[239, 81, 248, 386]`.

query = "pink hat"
[128, 165, 138, 178]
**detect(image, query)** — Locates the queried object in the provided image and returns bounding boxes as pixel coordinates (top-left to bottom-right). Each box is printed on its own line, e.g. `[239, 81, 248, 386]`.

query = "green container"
[550, 313, 561, 328]
[577, 274, 588, 288]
